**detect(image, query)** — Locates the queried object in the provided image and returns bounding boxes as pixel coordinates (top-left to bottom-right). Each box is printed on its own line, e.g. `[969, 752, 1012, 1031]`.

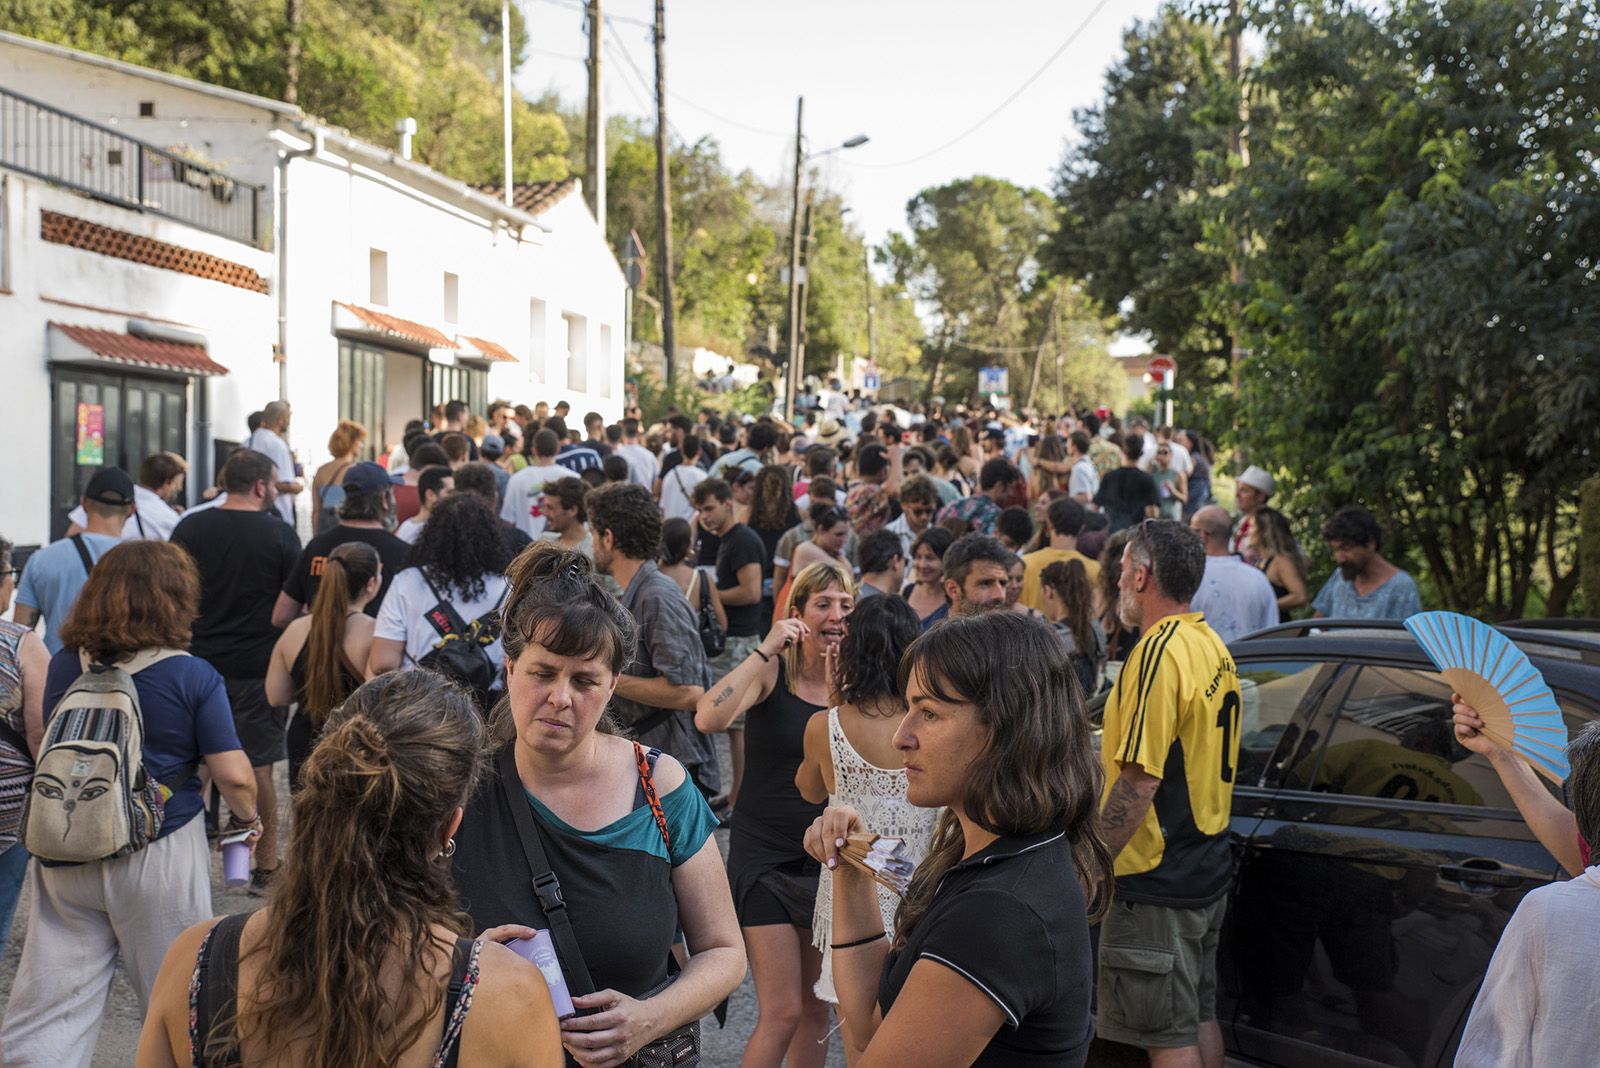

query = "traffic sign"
[1147, 355, 1176, 376]
[978, 366, 1009, 394]
[622, 229, 647, 290]
[864, 372, 880, 391]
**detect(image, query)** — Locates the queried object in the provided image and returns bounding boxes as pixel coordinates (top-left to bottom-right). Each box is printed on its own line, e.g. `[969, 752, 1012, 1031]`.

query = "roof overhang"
[48, 321, 229, 376]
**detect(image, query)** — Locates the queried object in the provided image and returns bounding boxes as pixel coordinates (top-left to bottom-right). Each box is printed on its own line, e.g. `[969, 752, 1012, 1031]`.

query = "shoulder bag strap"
[634, 743, 671, 853]
[70, 534, 94, 576]
[495, 746, 597, 997]
[194, 911, 252, 1068]
[420, 573, 472, 641]
[438, 936, 475, 1068]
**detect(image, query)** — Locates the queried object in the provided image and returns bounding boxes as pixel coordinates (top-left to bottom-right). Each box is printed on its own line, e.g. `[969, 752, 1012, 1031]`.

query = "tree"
[1049, 5, 1233, 427]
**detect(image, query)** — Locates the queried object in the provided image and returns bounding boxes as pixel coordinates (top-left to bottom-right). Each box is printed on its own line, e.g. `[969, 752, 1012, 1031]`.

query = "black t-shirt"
[879, 831, 1094, 1066]
[432, 429, 479, 460]
[660, 448, 683, 477]
[751, 505, 800, 581]
[171, 508, 301, 678]
[715, 523, 768, 637]
[282, 524, 412, 615]
[1095, 467, 1160, 533]
[586, 438, 614, 459]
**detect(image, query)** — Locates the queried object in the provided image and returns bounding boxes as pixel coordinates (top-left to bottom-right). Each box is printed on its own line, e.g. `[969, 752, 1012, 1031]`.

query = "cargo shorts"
[1096, 896, 1228, 1049]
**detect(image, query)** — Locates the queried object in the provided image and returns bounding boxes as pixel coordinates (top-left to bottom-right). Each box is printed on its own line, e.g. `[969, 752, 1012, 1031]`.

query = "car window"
[1237, 660, 1342, 788]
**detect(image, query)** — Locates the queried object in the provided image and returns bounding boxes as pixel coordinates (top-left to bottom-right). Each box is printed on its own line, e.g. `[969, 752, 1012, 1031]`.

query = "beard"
[1118, 591, 1142, 630]
[1338, 561, 1361, 580]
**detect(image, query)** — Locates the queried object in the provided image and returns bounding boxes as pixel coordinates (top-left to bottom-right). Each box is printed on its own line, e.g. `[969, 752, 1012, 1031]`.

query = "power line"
[666, 91, 788, 138]
[604, 19, 685, 141]
[850, 0, 1114, 170]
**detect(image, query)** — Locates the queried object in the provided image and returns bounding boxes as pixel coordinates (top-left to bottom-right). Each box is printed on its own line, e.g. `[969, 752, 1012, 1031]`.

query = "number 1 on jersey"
[1216, 691, 1241, 783]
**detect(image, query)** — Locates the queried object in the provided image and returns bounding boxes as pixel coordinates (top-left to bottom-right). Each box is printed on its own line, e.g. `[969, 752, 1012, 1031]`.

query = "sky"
[514, 0, 1167, 251]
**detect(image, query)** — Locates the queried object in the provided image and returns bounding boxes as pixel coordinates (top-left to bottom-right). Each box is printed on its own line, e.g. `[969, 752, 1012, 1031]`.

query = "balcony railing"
[0, 84, 265, 248]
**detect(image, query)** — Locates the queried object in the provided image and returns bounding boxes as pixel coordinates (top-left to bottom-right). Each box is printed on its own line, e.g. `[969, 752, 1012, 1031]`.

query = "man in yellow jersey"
[1097, 519, 1240, 1068]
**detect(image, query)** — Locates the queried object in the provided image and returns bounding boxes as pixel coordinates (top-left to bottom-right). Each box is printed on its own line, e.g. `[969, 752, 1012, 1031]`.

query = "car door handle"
[1438, 860, 1526, 889]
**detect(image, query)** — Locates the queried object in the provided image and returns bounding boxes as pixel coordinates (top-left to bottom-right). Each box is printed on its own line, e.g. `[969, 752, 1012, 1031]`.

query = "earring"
[439, 838, 457, 859]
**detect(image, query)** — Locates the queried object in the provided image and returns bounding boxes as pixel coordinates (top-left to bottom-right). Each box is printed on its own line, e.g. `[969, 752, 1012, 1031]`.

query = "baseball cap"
[342, 461, 393, 496]
[480, 432, 505, 457]
[83, 467, 136, 506]
[1237, 465, 1276, 496]
[791, 434, 811, 454]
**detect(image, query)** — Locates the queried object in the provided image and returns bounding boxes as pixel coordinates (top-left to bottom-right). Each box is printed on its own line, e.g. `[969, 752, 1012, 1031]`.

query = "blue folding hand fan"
[1404, 611, 1569, 783]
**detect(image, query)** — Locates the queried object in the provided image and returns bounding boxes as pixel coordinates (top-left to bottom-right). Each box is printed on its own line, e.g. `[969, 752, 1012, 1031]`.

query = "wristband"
[753, 648, 772, 663]
[226, 811, 261, 828]
[830, 932, 885, 951]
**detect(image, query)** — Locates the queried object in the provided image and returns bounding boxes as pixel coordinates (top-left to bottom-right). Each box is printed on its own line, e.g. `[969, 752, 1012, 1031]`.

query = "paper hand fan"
[839, 833, 917, 896]
[1404, 610, 1570, 783]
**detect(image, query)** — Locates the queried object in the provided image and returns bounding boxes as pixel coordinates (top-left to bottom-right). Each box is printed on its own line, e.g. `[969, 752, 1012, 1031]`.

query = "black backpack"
[416, 575, 505, 711]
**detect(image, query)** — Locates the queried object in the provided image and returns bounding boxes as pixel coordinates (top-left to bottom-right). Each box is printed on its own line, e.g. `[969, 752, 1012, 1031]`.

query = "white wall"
[0, 172, 275, 547]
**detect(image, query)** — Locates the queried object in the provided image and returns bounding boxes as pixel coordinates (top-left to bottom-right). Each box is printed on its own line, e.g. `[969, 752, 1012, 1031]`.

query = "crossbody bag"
[498, 745, 700, 1068]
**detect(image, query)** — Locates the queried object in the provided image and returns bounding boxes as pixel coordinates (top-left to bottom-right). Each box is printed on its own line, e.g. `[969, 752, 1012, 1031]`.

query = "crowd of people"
[0, 389, 1557, 1068]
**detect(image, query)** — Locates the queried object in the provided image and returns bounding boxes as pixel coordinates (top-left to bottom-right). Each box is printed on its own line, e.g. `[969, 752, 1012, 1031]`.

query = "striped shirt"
[0, 621, 32, 852]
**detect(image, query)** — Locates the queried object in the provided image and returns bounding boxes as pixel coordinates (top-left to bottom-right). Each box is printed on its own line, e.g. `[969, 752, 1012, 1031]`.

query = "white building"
[0, 31, 625, 548]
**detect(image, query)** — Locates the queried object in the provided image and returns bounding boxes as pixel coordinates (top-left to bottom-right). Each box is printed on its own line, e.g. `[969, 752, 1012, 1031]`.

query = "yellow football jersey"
[1101, 611, 1240, 906]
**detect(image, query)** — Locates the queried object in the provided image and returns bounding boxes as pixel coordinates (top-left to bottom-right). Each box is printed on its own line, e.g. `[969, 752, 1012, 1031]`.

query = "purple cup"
[222, 841, 250, 888]
[506, 931, 575, 1018]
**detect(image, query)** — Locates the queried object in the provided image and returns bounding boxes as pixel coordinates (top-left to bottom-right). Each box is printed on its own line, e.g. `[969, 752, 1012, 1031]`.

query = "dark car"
[1089, 619, 1600, 1068]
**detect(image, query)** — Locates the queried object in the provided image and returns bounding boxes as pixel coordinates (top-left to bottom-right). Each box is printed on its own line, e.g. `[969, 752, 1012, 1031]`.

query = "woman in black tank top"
[696, 560, 857, 1068]
[137, 672, 562, 1068]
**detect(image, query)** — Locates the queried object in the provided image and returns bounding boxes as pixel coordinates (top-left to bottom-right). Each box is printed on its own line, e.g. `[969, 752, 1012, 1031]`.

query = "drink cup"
[222, 841, 250, 888]
[506, 930, 575, 1018]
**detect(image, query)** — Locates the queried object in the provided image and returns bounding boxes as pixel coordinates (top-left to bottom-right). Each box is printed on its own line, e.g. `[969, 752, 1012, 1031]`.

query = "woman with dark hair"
[368, 493, 512, 687]
[267, 541, 381, 788]
[1098, 527, 1139, 663]
[795, 596, 936, 1036]
[806, 612, 1113, 1066]
[452, 544, 743, 1067]
[137, 671, 562, 1067]
[1039, 559, 1107, 698]
[771, 503, 854, 627]
[902, 527, 955, 630]
[748, 464, 800, 621]
[1249, 506, 1309, 621]
[659, 516, 727, 634]
[0, 542, 259, 1061]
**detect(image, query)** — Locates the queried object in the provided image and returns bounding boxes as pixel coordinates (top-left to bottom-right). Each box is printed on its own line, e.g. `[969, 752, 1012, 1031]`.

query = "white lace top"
[812, 706, 940, 1003]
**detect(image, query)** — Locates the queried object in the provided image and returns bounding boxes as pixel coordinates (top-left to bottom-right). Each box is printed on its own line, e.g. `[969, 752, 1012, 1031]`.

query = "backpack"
[416, 574, 506, 711]
[22, 649, 194, 863]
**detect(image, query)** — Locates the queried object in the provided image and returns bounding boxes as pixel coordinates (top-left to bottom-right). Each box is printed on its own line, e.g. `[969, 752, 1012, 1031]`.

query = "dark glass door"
[337, 340, 388, 460]
[50, 366, 188, 540]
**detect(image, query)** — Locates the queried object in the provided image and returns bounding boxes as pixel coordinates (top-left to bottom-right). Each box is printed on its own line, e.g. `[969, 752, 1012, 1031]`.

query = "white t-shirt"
[617, 442, 659, 489]
[247, 428, 298, 525]
[67, 484, 184, 540]
[396, 516, 426, 544]
[500, 462, 573, 538]
[1190, 554, 1280, 645]
[659, 463, 707, 523]
[1068, 456, 1100, 501]
[1137, 438, 1192, 476]
[374, 566, 509, 667]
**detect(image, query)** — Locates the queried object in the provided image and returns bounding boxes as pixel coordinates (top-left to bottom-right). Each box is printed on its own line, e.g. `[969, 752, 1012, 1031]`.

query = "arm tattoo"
[1100, 775, 1154, 860]
[711, 684, 735, 706]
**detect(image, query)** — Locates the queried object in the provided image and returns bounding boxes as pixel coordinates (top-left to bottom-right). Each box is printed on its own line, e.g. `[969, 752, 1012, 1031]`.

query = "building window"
[563, 312, 587, 393]
[139, 101, 155, 117]
[529, 299, 547, 384]
[443, 271, 459, 324]
[0, 175, 8, 292]
[369, 249, 388, 306]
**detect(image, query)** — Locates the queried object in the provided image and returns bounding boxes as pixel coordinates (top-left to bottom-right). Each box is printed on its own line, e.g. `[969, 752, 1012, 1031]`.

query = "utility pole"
[584, 0, 605, 232]
[284, 0, 302, 104]
[864, 244, 876, 369]
[1227, 0, 1245, 414]
[501, 0, 513, 206]
[1025, 287, 1061, 412]
[653, 0, 676, 387]
[797, 193, 815, 384]
[783, 96, 804, 421]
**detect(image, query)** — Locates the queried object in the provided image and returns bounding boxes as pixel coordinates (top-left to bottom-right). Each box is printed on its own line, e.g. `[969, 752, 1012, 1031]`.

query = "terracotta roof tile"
[334, 302, 455, 348]
[459, 335, 517, 363]
[473, 179, 579, 216]
[51, 323, 230, 376]
[41, 211, 268, 293]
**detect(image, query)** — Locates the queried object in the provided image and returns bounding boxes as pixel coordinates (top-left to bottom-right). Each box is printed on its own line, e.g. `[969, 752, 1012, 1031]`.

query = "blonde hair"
[780, 561, 857, 686]
[327, 419, 367, 459]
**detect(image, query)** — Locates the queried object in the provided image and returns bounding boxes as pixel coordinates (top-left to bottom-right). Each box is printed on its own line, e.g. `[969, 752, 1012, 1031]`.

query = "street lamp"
[783, 97, 868, 420]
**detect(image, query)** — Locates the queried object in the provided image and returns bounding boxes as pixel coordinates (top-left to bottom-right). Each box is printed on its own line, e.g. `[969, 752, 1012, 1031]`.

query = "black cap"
[84, 467, 136, 506]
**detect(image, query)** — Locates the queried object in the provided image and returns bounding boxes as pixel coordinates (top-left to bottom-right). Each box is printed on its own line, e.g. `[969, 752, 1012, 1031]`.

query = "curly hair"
[586, 482, 662, 561]
[749, 464, 794, 532]
[838, 595, 919, 712]
[412, 492, 511, 601]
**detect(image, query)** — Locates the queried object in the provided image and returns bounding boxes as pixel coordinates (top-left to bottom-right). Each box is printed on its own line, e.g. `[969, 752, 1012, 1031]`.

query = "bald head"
[1191, 505, 1234, 554]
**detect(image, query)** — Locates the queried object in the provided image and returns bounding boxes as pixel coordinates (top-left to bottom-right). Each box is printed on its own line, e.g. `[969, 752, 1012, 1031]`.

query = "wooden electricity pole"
[284, 0, 302, 104]
[653, 0, 676, 387]
[585, 0, 605, 232]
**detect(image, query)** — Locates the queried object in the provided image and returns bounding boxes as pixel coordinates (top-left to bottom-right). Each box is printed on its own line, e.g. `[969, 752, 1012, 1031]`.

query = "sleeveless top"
[0, 621, 31, 852]
[1263, 555, 1291, 623]
[811, 706, 939, 1003]
[728, 660, 826, 870]
[288, 634, 364, 720]
[187, 911, 483, 1068]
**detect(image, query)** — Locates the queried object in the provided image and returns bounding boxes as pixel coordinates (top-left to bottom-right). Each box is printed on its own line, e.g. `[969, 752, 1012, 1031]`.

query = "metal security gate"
[337, 340, 387, 460]
[50, 367, 187, 539]
[428, 362, 487, 420]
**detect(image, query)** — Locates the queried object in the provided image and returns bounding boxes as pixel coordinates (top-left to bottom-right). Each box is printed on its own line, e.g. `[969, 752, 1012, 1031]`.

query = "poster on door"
[76, 402, 105, 465]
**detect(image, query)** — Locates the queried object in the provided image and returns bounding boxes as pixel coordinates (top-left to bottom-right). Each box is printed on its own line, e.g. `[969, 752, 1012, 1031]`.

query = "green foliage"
[1582, 478, 1600, 615]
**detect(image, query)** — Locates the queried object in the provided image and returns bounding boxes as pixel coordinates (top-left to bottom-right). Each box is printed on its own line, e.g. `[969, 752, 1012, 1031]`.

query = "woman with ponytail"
[452, 543, 743, 1067]
[137, 670, 562, 1068]
[805, 612, 1112, 1066]
[266, 541, 380, 788]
